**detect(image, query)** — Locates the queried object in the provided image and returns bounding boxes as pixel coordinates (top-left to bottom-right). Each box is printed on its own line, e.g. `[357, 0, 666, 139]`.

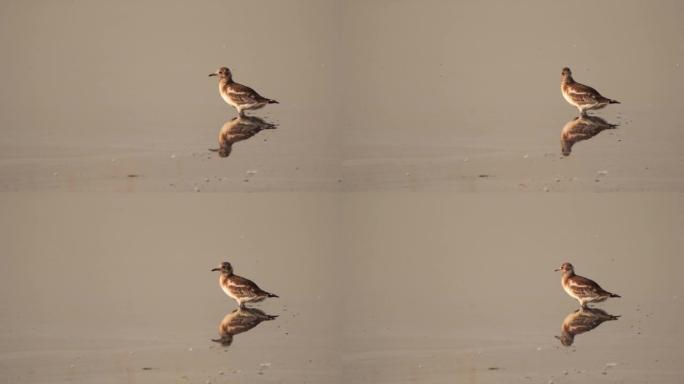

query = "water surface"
[1, 1, 683, 383]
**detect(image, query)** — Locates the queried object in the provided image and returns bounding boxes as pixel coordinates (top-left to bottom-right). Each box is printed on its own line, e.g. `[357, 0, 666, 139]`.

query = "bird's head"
[555, 332, 574, 346]
[218, 143, 233, 158]
[561, 67, 572, 77]
[554, 262, 574, 274]
[209, 67, 232, 80]
[212, 334, 234, 346]
[212, 261, 234, 275]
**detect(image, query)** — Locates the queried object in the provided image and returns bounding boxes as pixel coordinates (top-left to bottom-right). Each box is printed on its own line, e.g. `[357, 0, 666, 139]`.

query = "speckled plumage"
[209, 67, 278, 116]
[560, 67, 619, 115]
[212, 262, 279, 308]
[556, 262, 620, 308]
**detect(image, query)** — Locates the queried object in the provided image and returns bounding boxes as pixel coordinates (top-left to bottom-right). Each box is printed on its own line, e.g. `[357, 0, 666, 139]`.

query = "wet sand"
[1, 0, 683, 383]
[1, 1, 682, 193]
[1, 193, 682, 383]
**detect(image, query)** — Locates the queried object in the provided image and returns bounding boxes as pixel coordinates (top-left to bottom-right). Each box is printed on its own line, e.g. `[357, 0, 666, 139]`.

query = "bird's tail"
[267, 292, 279, 298]
[267, 99, 279, 104]
[608, 99, 620, 104]
[609, 292, 621, 298]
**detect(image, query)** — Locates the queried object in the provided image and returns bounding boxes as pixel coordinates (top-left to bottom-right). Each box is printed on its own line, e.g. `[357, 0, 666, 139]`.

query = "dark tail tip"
[609, 99, 620, 104]
[610, 293, 621, 298]
[268, 99, 279, 104]
[268, 293, 279, 298]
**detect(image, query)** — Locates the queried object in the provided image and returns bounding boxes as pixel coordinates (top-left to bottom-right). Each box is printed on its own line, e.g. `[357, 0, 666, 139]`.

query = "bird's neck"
[218, 78, 233, 92]
[562, 271, 575, 281]
[562, 76, 575, 86]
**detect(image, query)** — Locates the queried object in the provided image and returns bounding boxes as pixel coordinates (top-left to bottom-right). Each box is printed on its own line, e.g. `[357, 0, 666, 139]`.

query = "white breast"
[563, 283, 579, 300]
[220, 87, 238, 108]
[561, 87, 579, 107]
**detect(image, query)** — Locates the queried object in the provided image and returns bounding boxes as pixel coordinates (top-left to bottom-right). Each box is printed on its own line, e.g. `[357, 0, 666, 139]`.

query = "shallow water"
[1, 0, 683, 383]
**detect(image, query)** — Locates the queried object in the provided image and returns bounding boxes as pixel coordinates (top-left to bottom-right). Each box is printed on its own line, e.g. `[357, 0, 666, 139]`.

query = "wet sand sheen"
[0, 0, 683, 383]
[1, 193, 682, 383]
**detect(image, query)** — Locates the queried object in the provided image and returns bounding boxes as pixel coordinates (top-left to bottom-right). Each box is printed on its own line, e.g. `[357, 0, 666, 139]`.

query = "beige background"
[1, 0, 682, 383]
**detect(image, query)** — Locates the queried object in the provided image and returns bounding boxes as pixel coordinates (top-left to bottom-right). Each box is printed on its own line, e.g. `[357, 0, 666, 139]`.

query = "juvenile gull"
[212, 261, 278, 308]
[555, 262, 620, 308]
[560, 67, 619, 115]
[209, 67, 278, 116]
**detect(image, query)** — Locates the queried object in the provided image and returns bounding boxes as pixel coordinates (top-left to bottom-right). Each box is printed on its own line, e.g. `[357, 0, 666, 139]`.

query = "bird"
[555, 262, 620, 308]
[560, 115, 618, 156]
[556, 307, 620, 346]
[209, 116, 277, 158]
[560, 67, 619, 115]
[212, 307, 278, 346]
[211, 262, 278, 308]
[209, 67, 278, 117]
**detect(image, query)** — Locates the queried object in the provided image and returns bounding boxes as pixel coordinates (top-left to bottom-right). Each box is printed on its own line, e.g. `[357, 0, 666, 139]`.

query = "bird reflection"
[560, 115, 618, 156]
[209, 116, 277, 158]
[556, 307, 620, 346]
[212, 307, 278, 347]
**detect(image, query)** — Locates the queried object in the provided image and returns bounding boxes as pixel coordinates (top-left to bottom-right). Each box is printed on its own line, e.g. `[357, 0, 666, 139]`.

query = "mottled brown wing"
[230, 275, 267, 296]
[229, 83, 269, 104]
[568, 275, 603, 296]
[567, 83, 603, 104]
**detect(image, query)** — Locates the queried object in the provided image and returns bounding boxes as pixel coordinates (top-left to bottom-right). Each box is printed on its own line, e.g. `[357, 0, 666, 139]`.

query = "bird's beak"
[211, 268, 220, 271]
[208, 73, 217, 77]
[554, 268, 560, 272]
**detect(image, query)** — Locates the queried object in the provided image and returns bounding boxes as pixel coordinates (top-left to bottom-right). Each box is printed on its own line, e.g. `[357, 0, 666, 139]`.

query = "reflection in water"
[560, 115, 618, 156]
[212, 307, 278, 347]
[209, 116, 277, 158]
[556, 307, 620, 346]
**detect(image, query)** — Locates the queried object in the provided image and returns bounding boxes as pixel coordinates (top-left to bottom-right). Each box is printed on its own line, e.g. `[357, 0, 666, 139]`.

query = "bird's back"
[566, 81, 609, 104]
[229, 82, 270, 103]
[230, 274, 268, 296]
[568, 274, 608, 296]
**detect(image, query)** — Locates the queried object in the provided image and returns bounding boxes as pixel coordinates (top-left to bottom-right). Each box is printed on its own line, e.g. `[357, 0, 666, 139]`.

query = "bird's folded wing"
[229, 84, 269, 104]
[229, 90, 260, 104]
[567, 84, 601, 103]
[568, 276, 601, 295]
[230, 285, 259, 297]
[229, 280, 259, 296]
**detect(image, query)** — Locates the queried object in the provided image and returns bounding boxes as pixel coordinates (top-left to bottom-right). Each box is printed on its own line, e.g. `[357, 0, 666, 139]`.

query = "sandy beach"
[1, 0, 683, 383]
